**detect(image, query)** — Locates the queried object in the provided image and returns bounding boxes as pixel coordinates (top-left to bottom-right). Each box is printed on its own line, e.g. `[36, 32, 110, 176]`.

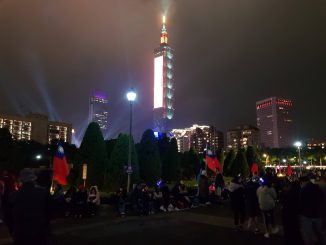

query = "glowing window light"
[154, 56, 164, 108]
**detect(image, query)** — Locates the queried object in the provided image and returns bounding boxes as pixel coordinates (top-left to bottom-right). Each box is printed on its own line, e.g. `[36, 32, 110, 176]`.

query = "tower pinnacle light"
[160, 15, 168, 44]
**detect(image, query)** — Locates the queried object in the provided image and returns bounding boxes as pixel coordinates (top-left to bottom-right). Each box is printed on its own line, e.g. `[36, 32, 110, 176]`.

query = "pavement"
[0, 204, 284, 245]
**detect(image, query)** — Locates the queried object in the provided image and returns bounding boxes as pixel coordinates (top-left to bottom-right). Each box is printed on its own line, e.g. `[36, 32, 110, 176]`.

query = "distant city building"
[227, 125, 260, 150]
[0, 113, 72, 144]
[89, 91, 109, 138]
[153, 16, 174, 133]
[306, 139, 325, 150]
[256, 97, 294, 148]
[171, 124, 223, 153]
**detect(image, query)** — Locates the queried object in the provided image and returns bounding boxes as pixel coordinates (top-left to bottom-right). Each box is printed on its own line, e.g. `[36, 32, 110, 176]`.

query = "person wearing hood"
[10, 168, 52, 245]
[87, 186, 100, 216]
[257, 178, 278, 238]
[229, 176, 246, 231]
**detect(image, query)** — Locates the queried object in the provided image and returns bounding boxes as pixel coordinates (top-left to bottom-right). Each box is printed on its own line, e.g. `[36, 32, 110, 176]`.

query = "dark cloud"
[0, 0, 325, 142]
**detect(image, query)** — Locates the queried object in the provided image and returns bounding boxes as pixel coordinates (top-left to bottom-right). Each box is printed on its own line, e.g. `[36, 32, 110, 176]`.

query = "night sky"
[0, 0, 325, 144]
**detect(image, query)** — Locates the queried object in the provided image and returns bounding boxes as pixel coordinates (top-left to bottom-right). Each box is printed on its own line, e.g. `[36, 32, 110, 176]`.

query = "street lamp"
[36, 154, 42, 160]
[126, 88, 137, 193]
[294, 141, 302, 175]
[263, 154, 269, 165]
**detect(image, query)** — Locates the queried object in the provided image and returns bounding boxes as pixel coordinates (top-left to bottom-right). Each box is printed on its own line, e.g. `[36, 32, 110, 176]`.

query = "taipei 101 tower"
[153, 16, 174, 134]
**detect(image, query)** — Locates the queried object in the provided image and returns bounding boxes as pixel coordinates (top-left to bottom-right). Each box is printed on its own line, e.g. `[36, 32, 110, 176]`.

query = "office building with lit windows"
[89, 91, 109, 138]
[0, 113, 72, 144]
[153, 16, 174, 133]
[256, 97, 294, 148]
[171, 124, 223, 153]
[227, 125, 260, 150]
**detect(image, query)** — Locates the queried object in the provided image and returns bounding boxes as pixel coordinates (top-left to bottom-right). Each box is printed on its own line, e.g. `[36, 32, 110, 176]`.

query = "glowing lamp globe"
[126, 90, 137, 102]
[294, 141, 302, 148]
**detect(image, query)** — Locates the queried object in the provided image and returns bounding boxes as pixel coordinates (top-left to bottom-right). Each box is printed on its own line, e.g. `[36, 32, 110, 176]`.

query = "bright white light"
[126, 90, 137, 102]
[36, 154, 42, 160]
[294, 141, 302, 148]
[282, 159, 287, 163]
[154, 56, 163, 108]
[303, 161, 307, 164]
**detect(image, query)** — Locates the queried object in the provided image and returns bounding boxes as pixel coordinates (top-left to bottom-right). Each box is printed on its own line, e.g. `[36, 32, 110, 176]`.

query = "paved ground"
[0, 205, 284, 245]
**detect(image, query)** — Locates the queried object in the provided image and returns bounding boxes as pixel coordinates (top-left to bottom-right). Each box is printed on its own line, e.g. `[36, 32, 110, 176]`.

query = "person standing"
[214, 169, 225, 203]
[257, 179, 278, 238]
[319, 173, 326, 243]
[299, 176, 324, 245]
[246, 177, 260, 233]
[229, 176, 246, 231]
[198, 170, 209, 204]
[281, 180, 303, 245]
[10, 168, 52, 245]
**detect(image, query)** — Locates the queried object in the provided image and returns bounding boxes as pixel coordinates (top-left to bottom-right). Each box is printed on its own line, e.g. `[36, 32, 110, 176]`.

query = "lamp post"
[126, 88, 137, 193]
[294, 141, 302, 175]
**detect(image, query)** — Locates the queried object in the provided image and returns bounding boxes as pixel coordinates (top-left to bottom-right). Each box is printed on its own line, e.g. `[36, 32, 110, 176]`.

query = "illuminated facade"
[171, 124, 223, 153]
[307, 139, 325, 150]
[0, 113, 72, 144]
[153, 16, 174, 133]
[256, 97, 294, 148]
[227, 125, 260, 150]
[89, 91, 109, 138]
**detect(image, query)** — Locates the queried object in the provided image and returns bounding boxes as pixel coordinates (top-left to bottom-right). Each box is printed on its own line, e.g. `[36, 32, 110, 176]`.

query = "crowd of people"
[1, 167, 326, 244]
[227, 169, 326, 244]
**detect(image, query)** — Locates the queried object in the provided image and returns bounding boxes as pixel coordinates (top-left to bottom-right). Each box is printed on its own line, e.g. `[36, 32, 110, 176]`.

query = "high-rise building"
[171, 124, 223, 153]
[256, 97, 294, 148]
[227, 125, 260, 150]
[89, 91, 109, 138]
[306, 139, 325, 150]
[153, 16, 174, 133]
[0, 113, 72, 144]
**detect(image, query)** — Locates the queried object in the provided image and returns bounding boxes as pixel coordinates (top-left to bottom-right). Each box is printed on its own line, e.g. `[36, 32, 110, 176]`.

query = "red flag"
[286, 164, 292, 177]
[53, 145, 69, 185]
[251, 163, 259, 175]
[206, 155, 217, 173]
[206, 153, 222, 173]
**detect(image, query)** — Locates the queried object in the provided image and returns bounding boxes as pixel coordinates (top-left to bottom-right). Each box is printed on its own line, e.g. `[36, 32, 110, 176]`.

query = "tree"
[78, 122, 108, 188]
[0, 128, 13, 172]
[158, 135, 180, 181]
[180, 147, 200, 179]
[223, 149, 236, 176]
[107, 134, 139, 190]
[137, 129, 161, 186]
[231, 149, 250, 177]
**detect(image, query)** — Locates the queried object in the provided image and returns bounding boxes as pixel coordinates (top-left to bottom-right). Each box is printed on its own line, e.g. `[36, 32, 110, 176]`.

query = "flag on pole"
[286, 164, 292, 177]
[53, 144, 69, 185]
[206, 150, 222, 173]
[251, 163, 259, 175]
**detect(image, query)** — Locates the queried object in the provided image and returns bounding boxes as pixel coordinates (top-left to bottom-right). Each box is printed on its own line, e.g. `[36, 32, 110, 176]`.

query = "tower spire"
[160, 15, 168, 44]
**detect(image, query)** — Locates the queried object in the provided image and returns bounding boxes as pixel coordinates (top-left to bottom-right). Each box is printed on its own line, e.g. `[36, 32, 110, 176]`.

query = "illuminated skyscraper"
[153, 16, 174, 133]
[256, 97, 294, 148]
[89, 91, 109, 138]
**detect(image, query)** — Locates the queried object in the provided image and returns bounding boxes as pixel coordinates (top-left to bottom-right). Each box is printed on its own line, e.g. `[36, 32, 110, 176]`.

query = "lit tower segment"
[153, 15, 174, 133]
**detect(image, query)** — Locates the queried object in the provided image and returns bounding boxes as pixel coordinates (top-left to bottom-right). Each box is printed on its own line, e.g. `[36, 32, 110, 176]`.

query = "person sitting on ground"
[229, 175, 246, 231]
[153, 186, 165, 212]
[116, 186, 127, 217]
[63, 186, 76, 217]
[87, 186, 100, 216]
[257, 178, 279, 238]
[160, 181, 174, 212]
[52, 184, 64, 218]
[74, 185, 88, 218]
